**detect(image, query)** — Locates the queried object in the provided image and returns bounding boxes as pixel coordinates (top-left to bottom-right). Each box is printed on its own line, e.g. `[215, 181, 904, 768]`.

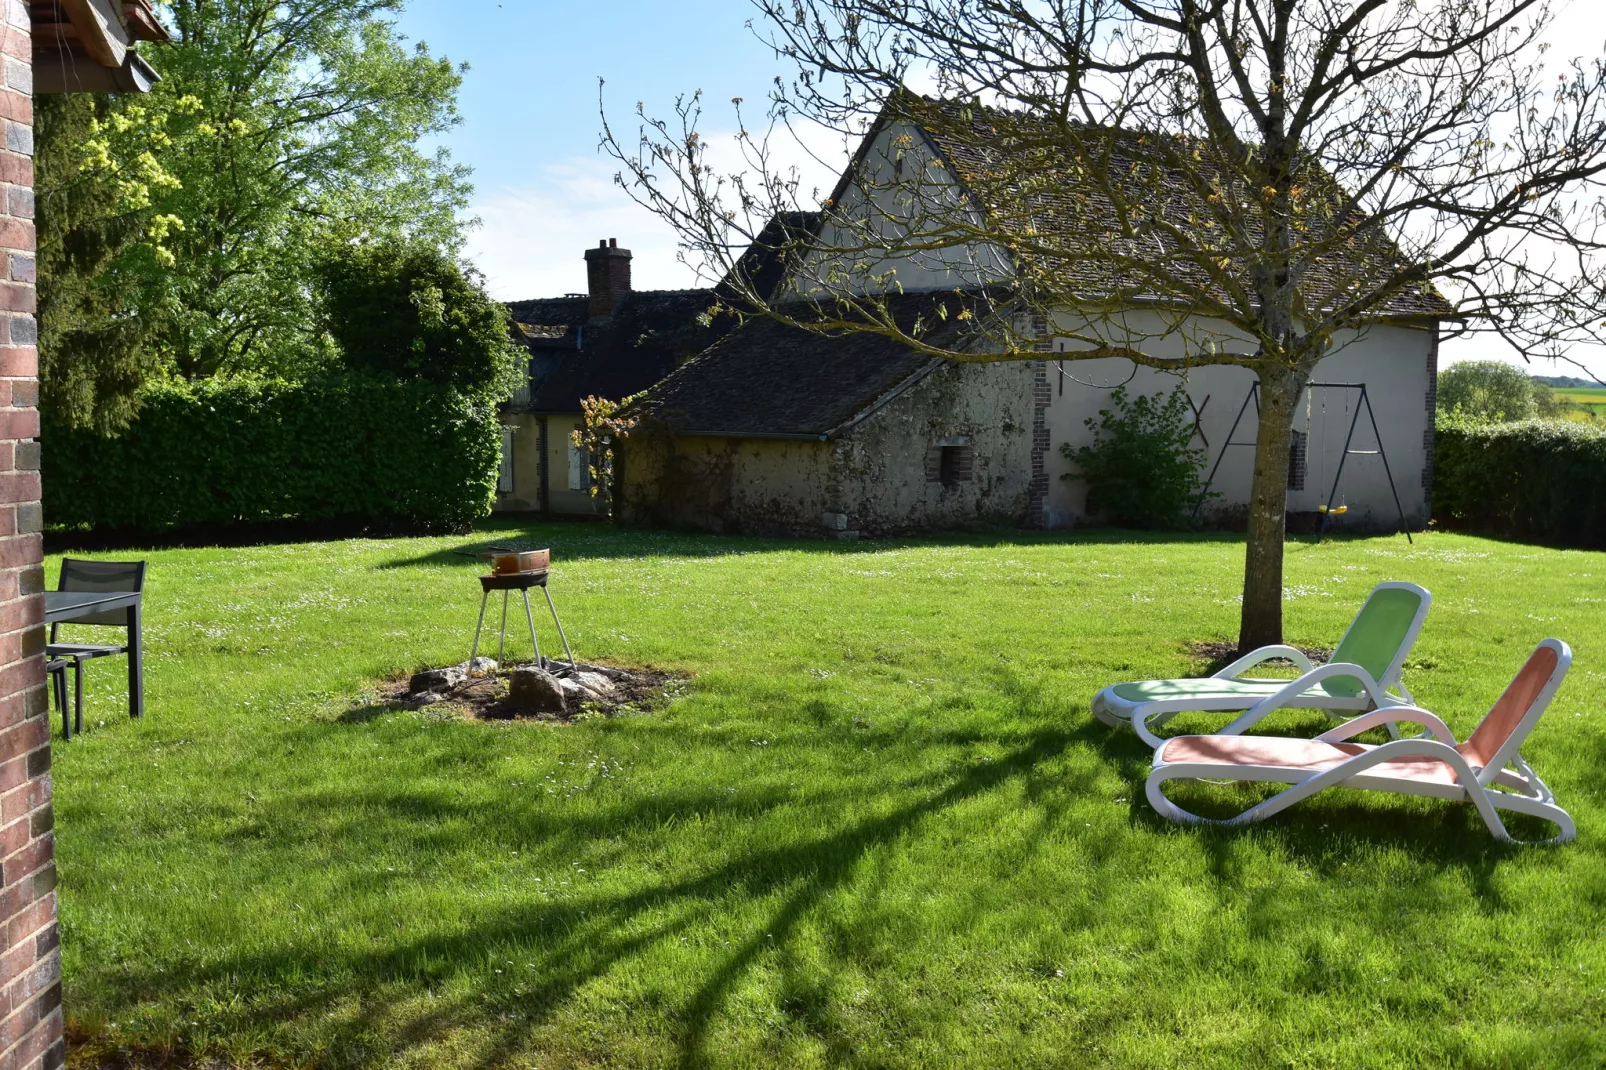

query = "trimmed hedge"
[43, 374, 501, 532]
[1434, 417, 1606, 547]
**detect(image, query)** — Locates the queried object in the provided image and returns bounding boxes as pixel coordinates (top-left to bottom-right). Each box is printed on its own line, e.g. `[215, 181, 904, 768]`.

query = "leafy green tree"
[1437, 361, 1538, 422]
[318, 241, 525, 402]
[37, 0, 470, 430]
[36, 95, 171, 433]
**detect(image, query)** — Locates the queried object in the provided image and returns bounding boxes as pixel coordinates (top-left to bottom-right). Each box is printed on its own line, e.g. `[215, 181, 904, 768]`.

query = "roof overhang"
[32, 0, 170, 95]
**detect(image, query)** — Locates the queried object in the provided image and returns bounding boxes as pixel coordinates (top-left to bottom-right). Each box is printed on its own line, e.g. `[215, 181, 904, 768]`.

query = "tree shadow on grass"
[80, 710, 1097, 1069]
[1106, 719, 1566, 919]
[78, 686, 1577, 1068]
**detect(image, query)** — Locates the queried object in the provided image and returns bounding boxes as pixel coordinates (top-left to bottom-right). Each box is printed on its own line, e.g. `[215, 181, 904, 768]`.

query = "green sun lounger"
[1092, 581, 1431, 747]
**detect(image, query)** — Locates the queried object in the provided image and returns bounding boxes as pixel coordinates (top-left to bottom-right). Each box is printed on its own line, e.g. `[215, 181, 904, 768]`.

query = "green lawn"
[52, 524, 1606, 1068]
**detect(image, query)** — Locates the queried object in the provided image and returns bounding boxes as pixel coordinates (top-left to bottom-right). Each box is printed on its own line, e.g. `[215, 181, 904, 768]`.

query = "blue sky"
[395, 0, 1606, 378]
[393, 0, 813, 300]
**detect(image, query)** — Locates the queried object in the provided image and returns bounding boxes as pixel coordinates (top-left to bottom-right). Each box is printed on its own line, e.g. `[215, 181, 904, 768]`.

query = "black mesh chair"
[47, 559, 146, 729]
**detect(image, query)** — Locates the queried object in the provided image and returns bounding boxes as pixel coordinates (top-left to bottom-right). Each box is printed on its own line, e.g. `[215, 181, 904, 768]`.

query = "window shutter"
[568, 427, 590, 491]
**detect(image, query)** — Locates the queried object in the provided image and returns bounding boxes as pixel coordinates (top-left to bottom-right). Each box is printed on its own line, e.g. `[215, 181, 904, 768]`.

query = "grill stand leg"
[498, 590, 510, 663]
[542, 586, 576, 667]
[521, 589, 542, 667]
[469, 590, 490, 669]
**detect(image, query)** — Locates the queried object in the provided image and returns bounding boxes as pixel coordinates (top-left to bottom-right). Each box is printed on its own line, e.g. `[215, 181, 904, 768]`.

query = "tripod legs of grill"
[470, 587, 559, 667]
[498, 591, 510, 663]
[521, 590, 542, 666]
[469, 592, 490, 668]
[542, 586, 575, 668]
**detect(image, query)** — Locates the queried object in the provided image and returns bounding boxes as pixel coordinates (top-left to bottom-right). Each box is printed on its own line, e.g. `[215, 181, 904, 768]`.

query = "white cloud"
[464, 118, 851, 302]
[464, 160, 695, 301]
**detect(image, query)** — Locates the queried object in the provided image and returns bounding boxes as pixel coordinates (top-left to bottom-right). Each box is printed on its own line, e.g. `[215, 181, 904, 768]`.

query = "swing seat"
[1092, 582, 1431, 747]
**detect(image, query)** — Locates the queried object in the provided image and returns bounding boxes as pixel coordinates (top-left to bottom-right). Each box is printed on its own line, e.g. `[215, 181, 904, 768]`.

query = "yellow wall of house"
[493, 413, 601, 516]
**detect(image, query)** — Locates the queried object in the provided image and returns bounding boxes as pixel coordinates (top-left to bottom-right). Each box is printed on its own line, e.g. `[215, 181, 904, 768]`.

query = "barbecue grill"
[455, 547, 575, 670]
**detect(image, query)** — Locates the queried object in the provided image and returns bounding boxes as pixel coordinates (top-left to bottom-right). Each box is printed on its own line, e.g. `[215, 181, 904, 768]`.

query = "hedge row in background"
[1434, 417, 1606, 547]
[43, 374, 501, 533]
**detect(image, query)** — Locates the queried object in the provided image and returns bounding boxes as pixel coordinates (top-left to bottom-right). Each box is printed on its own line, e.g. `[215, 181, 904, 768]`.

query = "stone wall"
[617, 432, 837, 535]
[0, 6, 59, 1069]
[618, 359, 1039, 537]
[831, 359, 1037, 535]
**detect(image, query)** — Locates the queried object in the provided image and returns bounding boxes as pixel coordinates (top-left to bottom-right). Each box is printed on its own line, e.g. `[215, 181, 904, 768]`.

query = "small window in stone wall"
[928, 445, 974, 486]
[1288, 429, 1307, 491]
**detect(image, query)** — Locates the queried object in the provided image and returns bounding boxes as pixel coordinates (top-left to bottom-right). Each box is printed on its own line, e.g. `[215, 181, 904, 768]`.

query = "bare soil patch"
[1186, 640, 1333, 674]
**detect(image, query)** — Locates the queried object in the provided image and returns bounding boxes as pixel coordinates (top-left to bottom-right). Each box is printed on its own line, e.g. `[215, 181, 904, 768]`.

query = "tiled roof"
[714, 211, 823, 310]
[634, 292, 984, 438]
[505, 216, 821, 412]
[507, 290, 722, 413]
[894, 95, 1453, 319]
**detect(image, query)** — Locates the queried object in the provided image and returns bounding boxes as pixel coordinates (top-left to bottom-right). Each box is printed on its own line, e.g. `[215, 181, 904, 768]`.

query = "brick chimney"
[584, 238, 632, 320]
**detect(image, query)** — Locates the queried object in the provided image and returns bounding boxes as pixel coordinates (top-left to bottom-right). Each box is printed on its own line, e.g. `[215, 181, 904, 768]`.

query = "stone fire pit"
[388, 658, 682, 722]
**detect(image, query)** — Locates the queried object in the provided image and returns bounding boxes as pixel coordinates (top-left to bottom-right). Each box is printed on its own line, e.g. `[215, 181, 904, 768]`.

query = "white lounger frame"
[1094, 581, 1432, 748]
[1146, 639, 1576, 845]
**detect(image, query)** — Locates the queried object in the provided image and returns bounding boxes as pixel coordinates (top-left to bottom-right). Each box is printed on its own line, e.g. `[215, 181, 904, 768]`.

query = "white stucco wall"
[1043, 318, 1435, 530]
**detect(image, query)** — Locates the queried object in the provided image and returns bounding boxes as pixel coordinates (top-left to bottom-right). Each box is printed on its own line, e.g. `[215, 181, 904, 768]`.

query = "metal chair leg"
[542, 586, 576, 667]
[521, 589, 542, 667]
[54, 667, 68, 741]
[74, 659, 83, 735]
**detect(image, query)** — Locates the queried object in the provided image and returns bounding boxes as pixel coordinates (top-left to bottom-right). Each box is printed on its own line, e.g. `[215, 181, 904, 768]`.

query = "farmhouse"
[498, 219, 814, 514]
[617, 97, 1448, 537]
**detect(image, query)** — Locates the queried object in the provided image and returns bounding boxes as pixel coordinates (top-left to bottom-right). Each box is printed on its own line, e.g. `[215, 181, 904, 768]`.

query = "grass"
[51, 524, 1606, 1068]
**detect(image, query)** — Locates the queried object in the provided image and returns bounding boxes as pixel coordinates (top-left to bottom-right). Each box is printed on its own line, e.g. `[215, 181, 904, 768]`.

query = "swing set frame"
[1192, 381, 1414, 543]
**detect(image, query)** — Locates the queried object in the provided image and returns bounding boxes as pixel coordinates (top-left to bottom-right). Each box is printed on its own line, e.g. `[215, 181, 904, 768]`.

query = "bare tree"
[603, 0, 1606, 649]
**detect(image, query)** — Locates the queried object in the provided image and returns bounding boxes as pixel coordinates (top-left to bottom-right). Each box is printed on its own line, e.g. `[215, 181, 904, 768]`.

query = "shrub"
[42, 373, 501, 533]
[1433, 414, 1606, 547]
[1436, 361, 1537, 421]
[1063, 384, 1210, 528]
[317, 241, 526, 402]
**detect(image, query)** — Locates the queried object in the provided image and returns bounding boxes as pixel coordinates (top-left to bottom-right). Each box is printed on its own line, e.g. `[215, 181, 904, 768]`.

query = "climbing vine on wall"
[574, 394, 643, 517]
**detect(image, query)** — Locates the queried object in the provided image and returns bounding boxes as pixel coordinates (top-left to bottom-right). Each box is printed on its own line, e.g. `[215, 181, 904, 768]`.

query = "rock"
[412, 691, 446, 707]
[410, 667, 466, 694]
[455, 657, 498, 676]
[572, 671, 618, 698]
[507, 667, 567, 713]
[558, 677, 591, 704]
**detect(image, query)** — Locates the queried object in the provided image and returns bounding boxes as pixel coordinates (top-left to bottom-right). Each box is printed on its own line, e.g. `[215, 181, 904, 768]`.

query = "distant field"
[1550, 386, 1606, 419]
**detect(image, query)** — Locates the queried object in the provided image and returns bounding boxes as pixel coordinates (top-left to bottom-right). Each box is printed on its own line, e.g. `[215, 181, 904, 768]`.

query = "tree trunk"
[1238, 363, 1304, 652]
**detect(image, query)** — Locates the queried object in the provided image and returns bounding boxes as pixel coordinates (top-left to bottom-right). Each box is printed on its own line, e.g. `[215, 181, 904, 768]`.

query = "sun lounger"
[1145, 640, 1575, 844]
[1093, 581, 1431, 747]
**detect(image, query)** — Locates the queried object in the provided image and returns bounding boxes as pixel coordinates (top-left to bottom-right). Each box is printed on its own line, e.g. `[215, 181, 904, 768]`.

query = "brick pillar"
[1422, 324, 1439, 505]
[1026, 360, 1051, 528]
[0, 6, 58, 1070]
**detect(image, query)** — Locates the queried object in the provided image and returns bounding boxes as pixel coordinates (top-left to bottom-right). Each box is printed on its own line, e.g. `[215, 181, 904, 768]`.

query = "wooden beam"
[122, 0, 170, 43]
[58, 0, 129, 68]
